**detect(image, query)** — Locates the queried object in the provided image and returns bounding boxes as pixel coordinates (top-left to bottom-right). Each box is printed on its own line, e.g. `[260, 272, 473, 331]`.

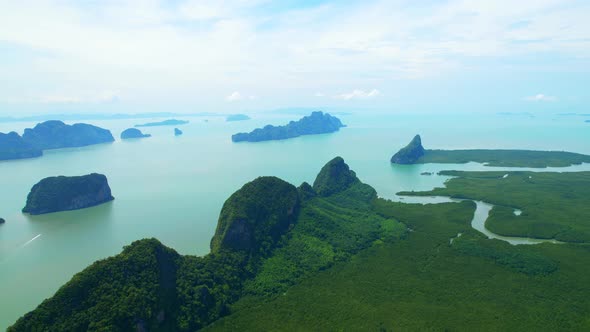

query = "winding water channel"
[397, 195, 562, 245]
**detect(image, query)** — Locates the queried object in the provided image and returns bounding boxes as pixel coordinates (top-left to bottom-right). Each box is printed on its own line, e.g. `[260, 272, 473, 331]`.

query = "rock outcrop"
[0, 218, 5, 224]
[0, 131, 43, 161]
[231, 111, 345, 142]
[390, 135, 425, 164]
[120, 128, 151, 139]
[312, 156, 360, 196]
[22, 173, 114, 215]
[174, 128, 183, 136]
[22, 120, 114, 150]
[210, 176, 300, 255]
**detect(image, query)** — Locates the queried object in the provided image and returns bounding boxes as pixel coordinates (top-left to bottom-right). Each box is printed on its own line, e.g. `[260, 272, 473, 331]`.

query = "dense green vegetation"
[207, 200, 590, 331]
[390, 134, 425, 164]
[22, 120, 115, 150]
[418, 149, 590, 167]
[22, 173, 115, 215]
[400, 170, 590, 242]
[12, 158, 590, 331]
[312, 156, 360, 196]
[135, 119, 189, 127]
[0, 131, 43, 161]
[10, 158, 403, 330]
[231, 111, 345, 142]
[210, 176, 300, 257]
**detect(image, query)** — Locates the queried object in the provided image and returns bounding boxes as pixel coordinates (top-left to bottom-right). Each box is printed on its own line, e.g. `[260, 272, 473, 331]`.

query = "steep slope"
[390, 134, 425, 164]
[22, 173, 115, 215]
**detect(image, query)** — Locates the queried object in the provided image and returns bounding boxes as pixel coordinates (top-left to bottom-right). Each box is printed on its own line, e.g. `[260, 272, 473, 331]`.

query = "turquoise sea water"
[0, 112, 589, 328]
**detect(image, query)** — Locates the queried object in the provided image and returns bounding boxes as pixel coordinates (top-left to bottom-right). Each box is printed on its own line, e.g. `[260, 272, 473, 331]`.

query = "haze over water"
[0, 112, 589, 328]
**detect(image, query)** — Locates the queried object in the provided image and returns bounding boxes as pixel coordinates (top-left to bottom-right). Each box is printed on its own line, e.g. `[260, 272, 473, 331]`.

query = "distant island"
[22, 173, 114, 215]
[22, 120, 114, 150]
[0, 132, 43, 161]
[226, 114, 251, 122]
[391, 135, 590, 168]
[174, 128, 183, 136]
[135, 119, 189, 127]
[120, 128, 151, 139]
[232, 111, 345, 142]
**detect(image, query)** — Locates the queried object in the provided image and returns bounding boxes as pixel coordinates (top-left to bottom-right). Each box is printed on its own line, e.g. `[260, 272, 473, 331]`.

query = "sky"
[0, 0, 589, 116]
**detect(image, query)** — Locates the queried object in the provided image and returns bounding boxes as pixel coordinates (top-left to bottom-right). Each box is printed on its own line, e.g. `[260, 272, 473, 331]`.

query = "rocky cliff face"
[121, 128, 151, 139]
[22, 173, 114, 215]
[390, 134, 425, 164]
[22, 120, 114, 150]
[210, 176, 300, 256]
[0, 131, 43, 161]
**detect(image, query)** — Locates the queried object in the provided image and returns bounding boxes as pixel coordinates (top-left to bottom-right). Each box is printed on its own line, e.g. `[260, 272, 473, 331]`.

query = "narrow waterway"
[396, 195, 562, 245]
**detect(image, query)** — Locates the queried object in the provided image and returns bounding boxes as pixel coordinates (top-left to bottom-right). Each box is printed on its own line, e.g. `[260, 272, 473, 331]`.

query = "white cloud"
[335, 89, 381, 100]
[314, 92, 325, 97]
[39, 91, 120, 104]
[0, 0, 588, 109]
[226, 91, 256, 102]
[525, 93, 557, 102]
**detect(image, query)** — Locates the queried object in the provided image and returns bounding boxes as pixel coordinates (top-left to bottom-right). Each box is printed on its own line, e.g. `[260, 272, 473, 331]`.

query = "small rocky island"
[22, 120, 114, 150]
[120, 128, 151, 139]
[390, 135, 425, 164]
[231, 111, 345, 142]
[135, 119, 189, 127]
[0, 218, 5, 224]
[0, 131, 43, 161]
[226, 114, 251, 122]
[174, 128, 183, 136]
[22, 173, 114, 215]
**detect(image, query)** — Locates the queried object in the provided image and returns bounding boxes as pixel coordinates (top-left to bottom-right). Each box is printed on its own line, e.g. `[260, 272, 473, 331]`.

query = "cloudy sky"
[0, 0, 589, 115]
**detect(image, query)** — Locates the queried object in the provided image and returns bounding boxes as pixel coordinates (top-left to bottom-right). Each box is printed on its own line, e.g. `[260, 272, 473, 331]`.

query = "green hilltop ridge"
[0, 131, 43, 161]
[390, 134, 425, 164]
[391, 135, 590, 167]
[312, 156, 361, 196]
[231, 111, 345, 142]
[22, 120, 114, 150]
[120, 128, 151, 139]
[10, 157, 403, 331]
[22, 173, 114, 215]
[210, 176, 300, 256]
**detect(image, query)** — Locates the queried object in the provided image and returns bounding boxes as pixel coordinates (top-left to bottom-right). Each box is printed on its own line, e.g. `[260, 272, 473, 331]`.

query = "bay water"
[0, 112, 589, 328]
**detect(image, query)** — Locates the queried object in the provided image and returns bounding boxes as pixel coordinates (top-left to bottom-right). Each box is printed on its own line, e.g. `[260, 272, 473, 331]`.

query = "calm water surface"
[0, 112, 589, 328]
